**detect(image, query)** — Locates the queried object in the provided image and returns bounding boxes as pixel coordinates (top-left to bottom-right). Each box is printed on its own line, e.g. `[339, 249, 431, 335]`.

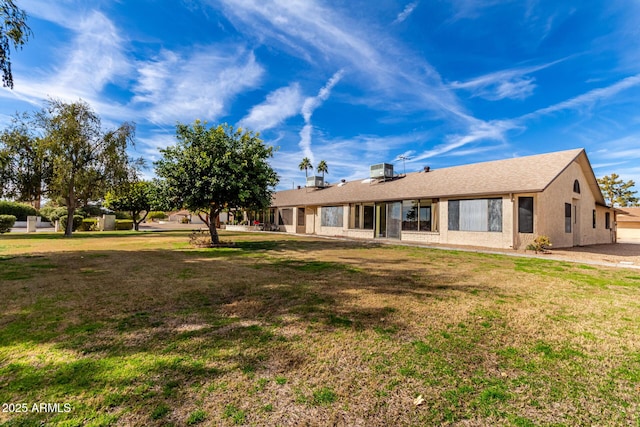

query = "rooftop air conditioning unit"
[370, 163, 394, 180]
[306, 176, 324, 188]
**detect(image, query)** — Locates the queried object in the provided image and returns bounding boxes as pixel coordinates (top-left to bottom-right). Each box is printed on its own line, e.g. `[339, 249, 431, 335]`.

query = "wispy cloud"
[411, 120, 514, 162]
[520, 73, 640, 120]
[394, 2, 419, 24]
[449, 58, 569, 100]
[238, 83, 303, 131]
[1, 10, 131, 108]
[298, 70, 344, 160]
[132, 47, 263, 124]
[214, 0, 468, 123]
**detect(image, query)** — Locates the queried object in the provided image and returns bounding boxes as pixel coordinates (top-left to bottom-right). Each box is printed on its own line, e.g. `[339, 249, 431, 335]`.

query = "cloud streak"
[449, 58, 570, 101]
[238, 83, 303, 131]
[298, 70, 344, 160]
[132, 47, 263, 124]
[394, 2, 419, 24]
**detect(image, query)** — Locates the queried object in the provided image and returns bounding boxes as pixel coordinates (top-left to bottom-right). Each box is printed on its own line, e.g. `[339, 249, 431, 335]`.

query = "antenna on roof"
[397, 154, 412, 176]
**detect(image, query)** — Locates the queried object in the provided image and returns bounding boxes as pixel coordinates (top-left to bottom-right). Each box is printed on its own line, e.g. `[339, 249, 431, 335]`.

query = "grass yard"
[0, 230, 639, 426]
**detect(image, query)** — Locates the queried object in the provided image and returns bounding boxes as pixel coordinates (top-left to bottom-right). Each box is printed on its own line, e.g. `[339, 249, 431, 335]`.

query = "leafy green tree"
[1, 0, 31, 89]
[154, 121, 279, 244]
[0, 115, 50, 208]
[104, 180, 160, 231]
[299, 157, 313, 178]
[316, 160, 328, 178]
[38, 99, 135, 236]
[598, 174, 639, 207]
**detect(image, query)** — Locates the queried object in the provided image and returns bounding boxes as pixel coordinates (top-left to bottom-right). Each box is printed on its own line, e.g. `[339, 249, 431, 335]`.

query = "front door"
[375, 203, 387, 238]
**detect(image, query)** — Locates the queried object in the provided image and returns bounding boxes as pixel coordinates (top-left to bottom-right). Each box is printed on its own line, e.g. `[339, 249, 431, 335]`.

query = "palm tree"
[299, 157, 313, 178]
[317, 160, 328, 178]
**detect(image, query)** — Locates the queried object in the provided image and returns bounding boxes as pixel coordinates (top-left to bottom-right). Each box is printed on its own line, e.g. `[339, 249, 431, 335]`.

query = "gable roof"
[617, 207, 640, 223]
[272, 148, 607, 207]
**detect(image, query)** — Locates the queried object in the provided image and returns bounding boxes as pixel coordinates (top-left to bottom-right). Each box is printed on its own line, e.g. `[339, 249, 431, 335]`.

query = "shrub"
[79, 218, 98, 231]
[0, 201, 37, 221]
[526, 235, 552, 254]
[0, 215, 17, 233]
[39, 206, 68, 222]
[147, 211, 167, 221]
[115, 219, 133, 230]
[114, 211, 132, 220]
[59, 215, 84, 232]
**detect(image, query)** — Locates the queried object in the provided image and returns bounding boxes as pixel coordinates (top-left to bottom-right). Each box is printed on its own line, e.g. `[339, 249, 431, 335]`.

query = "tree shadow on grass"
[0, 237, 499, 425]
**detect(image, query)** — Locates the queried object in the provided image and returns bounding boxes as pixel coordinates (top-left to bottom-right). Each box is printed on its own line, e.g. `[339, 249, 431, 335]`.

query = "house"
[270, 148, 616, 249]
[616, 207, 640, 243]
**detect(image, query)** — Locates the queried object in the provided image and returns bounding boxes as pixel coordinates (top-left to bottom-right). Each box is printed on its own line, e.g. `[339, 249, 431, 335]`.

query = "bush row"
[0, 201, 37, 221]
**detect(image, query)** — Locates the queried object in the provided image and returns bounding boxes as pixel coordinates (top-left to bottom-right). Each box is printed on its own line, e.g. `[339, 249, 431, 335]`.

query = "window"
[573, 180, 580, 193]
[448, 198, 502, 232]
[349, 204, 361, 229]
[605, 212, 611, 229]
[518, 197, 534, 233]
[281, 208, 293, 226]
[321, 206, 343, 227]
[402, 201, 419, 231]
[593, 210, 596, 229]
[297, 207, 305, 226]
[363, 205, 374, 229]
[565, 203, 572, 233]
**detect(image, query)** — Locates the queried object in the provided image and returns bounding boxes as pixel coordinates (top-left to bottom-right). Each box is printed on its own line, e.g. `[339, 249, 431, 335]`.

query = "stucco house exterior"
[269, 148, 616, 249]
[617, 207, 640, 243]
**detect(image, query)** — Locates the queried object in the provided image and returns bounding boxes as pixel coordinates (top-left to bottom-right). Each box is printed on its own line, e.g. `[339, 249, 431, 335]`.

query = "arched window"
[573, 180, 580, 193]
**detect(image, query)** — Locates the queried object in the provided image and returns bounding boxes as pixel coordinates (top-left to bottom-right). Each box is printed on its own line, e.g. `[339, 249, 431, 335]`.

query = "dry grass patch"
[0, 231, 639, 426]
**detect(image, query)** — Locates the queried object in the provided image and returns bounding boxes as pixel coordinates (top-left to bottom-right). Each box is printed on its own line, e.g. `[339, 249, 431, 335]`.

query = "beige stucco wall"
[537, 161, 614, 248]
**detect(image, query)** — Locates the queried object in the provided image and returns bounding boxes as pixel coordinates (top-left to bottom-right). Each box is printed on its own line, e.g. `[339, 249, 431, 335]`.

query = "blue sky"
[2, 0, 640, 192]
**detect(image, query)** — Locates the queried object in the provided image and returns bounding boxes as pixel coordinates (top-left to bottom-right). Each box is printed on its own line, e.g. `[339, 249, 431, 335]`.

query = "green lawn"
[0, 230, 639, 426]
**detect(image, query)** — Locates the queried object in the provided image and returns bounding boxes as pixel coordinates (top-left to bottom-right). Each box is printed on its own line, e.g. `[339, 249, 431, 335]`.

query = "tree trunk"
[65, 205, 75, 237]
[64, 184, 75, 237]
[209, 207, 220, 245]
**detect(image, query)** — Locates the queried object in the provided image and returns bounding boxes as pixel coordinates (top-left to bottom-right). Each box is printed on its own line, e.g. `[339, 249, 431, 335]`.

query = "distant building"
[616, 207, 640, 243]
[269, 148, 616, 249]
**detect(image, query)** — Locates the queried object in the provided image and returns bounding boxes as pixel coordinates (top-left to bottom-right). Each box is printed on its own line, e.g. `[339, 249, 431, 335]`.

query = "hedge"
[39, 206, 68, 222]
[0, 215, 16, 234]
[147, 211, 167, 220]
[78, 218, 98, 231]
[0, 201, 37, 221]
[115, 219, 133, 230]
[59, 215, 84, 232]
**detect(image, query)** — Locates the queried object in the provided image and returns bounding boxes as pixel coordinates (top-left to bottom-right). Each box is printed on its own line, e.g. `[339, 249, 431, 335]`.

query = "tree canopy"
[598, 174, 639, 207]
[299, 157, 313, 178]
[1, 0, 31, 89]
[0, 114, 49, 208]
[317, 160, 328, 178]
[38, 99, 136, 236]
[104, 180, 160, 231]
[154, 121, 279, 244]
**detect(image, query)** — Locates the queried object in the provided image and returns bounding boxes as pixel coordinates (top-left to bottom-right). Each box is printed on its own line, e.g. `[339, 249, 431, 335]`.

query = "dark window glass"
[448, 200, 460, 231]
[565, 203, 572, 233]
[518, 197, 534, 233]
[573, 180, 580, 193]
[592, 210, 596, 229]
[605, 212, 611, 229]
[363, 205, 374, 229]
